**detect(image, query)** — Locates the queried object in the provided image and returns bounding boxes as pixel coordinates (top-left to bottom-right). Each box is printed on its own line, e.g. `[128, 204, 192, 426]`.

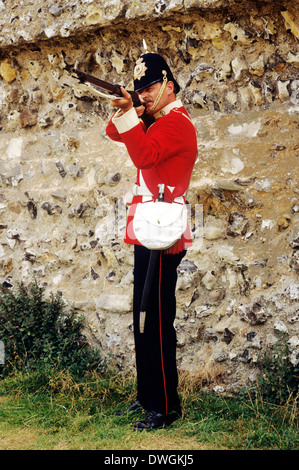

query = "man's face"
[138, 81, 174, 115]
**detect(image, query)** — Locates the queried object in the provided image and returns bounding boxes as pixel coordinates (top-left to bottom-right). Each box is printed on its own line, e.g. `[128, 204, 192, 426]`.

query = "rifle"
[68, 68, 155, 128]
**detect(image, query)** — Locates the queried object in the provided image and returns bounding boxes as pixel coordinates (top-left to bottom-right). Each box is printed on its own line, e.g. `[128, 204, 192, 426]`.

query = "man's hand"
[111, 87, 133, 114]
[135, 104, 146, 118]
[111, 87, 145, 117]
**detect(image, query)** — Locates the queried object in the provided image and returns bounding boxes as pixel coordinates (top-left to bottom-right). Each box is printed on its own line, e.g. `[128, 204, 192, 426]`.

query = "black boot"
[134, 410, 180, 431]
[115, 400, 142, 416]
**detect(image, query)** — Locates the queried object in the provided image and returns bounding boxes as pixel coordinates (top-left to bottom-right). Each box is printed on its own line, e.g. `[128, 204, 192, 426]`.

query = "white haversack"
[133, 199, 187, 250]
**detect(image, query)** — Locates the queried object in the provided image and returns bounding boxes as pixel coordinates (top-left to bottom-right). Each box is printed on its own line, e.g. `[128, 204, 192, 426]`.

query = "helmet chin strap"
[149, 70, 168, 113]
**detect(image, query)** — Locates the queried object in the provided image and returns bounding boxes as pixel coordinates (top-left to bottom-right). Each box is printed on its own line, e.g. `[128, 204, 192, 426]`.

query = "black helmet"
[133, 53, 180, 94]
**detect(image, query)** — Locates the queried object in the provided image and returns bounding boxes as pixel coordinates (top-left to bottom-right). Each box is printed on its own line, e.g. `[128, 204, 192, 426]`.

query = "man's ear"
[166, 81, 175, 95]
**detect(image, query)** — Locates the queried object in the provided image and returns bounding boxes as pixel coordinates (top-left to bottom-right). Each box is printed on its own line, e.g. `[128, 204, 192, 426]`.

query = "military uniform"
[106, 53, 197, 428]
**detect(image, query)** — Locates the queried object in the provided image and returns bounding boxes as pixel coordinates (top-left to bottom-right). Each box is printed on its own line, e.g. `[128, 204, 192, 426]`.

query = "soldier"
[106, 52, 197, 430]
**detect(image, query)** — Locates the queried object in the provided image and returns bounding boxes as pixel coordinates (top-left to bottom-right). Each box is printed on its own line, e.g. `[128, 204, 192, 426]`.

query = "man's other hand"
[111, 87, 133, 114]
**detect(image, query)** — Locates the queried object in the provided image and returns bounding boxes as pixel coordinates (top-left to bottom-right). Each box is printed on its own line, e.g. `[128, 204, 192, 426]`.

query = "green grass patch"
[0, 368, 297, 451]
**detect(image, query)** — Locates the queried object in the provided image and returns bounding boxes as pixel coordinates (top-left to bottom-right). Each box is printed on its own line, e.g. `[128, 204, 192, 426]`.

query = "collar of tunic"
[153, 99, 183, 120]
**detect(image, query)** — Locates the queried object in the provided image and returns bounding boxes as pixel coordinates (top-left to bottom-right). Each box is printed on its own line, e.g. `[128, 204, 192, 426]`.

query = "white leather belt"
[132, 184, 185, 205]
[132, 184, 176, 197]
[132, 184, 153, 197]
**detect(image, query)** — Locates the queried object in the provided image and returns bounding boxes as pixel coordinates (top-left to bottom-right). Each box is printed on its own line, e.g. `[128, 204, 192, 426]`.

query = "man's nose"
[138, 90, 148, 102]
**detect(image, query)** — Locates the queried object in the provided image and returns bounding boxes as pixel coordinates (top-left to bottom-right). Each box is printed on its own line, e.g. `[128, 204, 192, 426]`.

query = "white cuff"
[112, 107, 140, 134]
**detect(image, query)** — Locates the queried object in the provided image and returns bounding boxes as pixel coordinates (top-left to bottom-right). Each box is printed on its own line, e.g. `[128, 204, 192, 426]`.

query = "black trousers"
[133, 245, 185, 416]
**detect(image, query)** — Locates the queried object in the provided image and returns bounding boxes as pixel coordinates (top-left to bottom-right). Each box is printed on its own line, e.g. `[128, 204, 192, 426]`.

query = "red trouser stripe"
[158, 251, 168, 415]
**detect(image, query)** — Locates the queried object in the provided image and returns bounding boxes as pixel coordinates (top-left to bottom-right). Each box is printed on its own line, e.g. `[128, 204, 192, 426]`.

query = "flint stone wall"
[0, 0, 298, 391]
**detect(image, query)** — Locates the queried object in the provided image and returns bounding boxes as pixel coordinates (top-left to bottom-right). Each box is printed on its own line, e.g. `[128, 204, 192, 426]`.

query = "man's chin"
[144, 103, 154, 114]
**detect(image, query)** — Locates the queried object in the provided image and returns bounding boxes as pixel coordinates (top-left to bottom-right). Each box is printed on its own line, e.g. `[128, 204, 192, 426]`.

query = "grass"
[0, 368, 298, 451]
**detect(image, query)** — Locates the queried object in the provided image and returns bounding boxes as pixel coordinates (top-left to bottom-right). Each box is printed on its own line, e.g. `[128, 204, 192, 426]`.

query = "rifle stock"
[70, 68, 155, 128]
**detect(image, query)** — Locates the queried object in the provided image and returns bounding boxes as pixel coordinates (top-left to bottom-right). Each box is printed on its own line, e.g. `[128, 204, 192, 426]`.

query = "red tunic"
[106, 100, 198, 254]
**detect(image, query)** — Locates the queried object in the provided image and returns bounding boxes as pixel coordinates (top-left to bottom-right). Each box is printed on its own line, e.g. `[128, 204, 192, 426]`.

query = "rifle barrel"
[71, 68, 155, 128]
[73, 69, 122, 96]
